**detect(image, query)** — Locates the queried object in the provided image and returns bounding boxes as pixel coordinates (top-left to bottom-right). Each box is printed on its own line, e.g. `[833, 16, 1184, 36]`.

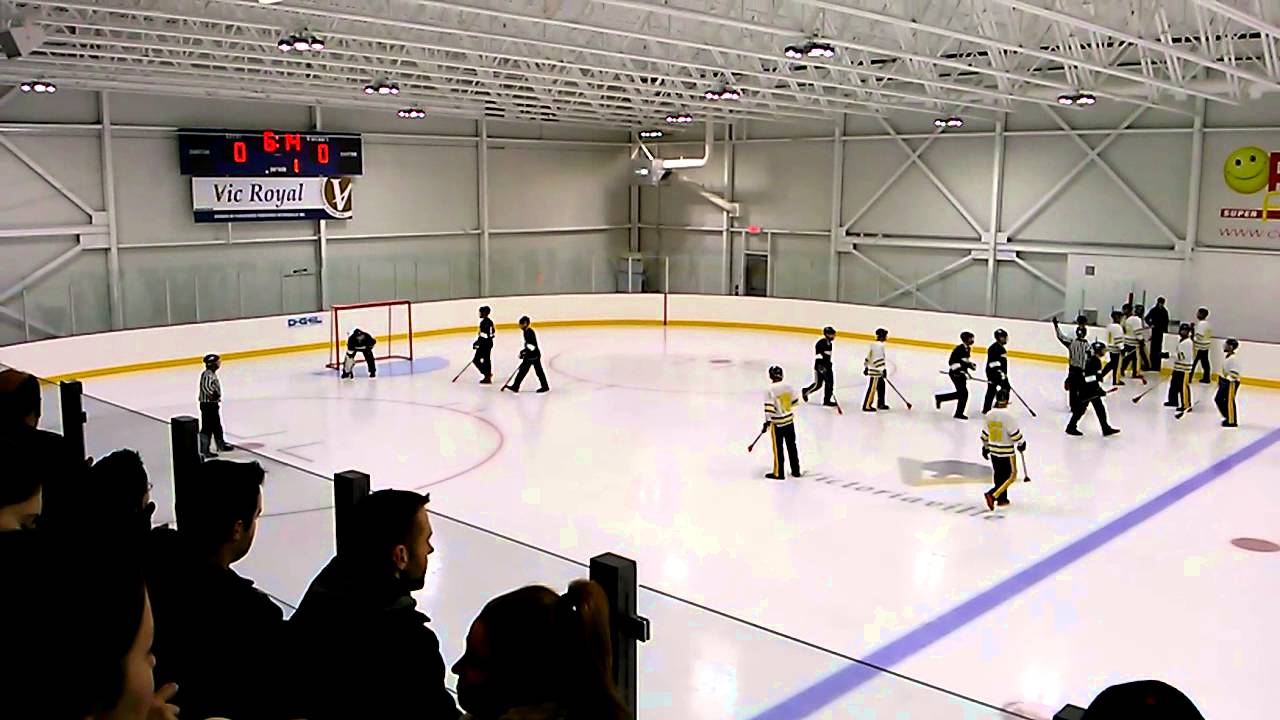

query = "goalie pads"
[342, 350, 357, 375]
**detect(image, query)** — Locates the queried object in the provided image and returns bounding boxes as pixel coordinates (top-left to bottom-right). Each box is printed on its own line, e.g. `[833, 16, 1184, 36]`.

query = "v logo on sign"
[323, 177, 354, 219]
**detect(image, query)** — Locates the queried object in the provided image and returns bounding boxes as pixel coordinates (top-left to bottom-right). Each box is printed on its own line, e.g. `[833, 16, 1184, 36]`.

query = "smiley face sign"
[1224, 146, 1271, 194]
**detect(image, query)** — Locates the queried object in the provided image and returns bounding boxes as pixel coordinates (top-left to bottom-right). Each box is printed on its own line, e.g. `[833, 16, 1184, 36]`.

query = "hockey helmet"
[519, 315, 531, 325]
[875, 327, 888, 340]
[203, 353, 220, 365]
[768, 365, 784, 381]
[994, 328, 1008, 339]
[1091, 341, 1107, 354]
[995, 387, 1011, 405]
[1225, 337, 1239, 349]
[823, 326, 835, 336]
[1179, 322, 1193, 334]
[479, 305, 491, 315]
[1075, 325, 1088, 339]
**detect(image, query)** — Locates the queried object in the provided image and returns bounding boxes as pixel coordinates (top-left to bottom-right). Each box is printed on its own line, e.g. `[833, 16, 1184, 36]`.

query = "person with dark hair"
[341, 327, 377, 379]
[198, 353, 233, 458]
[505, 315, 549, 393]
[1145, 297, 1170, 371]
[146, 459, 283, 720]
[861, 328, 891, 412]
[0, 369, 84, 530]
[473, 305, 497, 384]
[982, 329, 1009, 414]
[1067, 342, 1120, 437]
[935, 332, 976, 420]
[1104, 310, 1126, 386]
[802, 325, 837, 407]
[453, 579, 630, 720]
[85, 449, 156, 541]
[1053, 316, 1091, 412]
[1083, 679, 1204, 719]
[1217, 338, 1242, 427]
[1167, 323, 1195, 414]
[3, 534, 179, 720]
[1124, 303, 1151, 377]
[288, 489, 459, 720]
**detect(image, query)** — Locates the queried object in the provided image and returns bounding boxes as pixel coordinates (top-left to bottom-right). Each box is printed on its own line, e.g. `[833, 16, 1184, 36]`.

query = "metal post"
[21, 288, 30, 341]
[236, 270, 244, 318]
[986, 117, 1007, 315]
[193, 280, 201, 322]
[664, 256, 670, 295]
[1185, 97, 1206, 261]
[333, 470, 371, 557]
[629, 131, 640, 253]
[169, 415, 200, 531]
[721, 122, 734, 295]
[68, 283, 76, 334]
[478, 118, 491, 297]
[590, 553, 651, 717]
[627, 257, 634, 293]
[313, 105, 331, 310]
[59, 380, 86, 462]
[100, 91, 124, 329]
[827, 117, 844, 301]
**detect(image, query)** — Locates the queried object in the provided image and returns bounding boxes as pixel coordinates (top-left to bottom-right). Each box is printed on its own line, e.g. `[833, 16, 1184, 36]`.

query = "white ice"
[78, 326, 1280, 718]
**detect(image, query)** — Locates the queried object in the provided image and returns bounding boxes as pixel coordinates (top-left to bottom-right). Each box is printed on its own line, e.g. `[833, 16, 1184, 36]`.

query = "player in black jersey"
[982, 329, 1009, 414]
[1067, 342, 1120, 437]
[801, 326, 837, 407]
[935, 332, 976, 420]
[505, 316, 549, 393]
[472, 305, 495, 384]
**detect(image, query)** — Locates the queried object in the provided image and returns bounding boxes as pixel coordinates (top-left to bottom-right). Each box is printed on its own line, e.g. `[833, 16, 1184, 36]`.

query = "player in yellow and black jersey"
[981, 388, 1026, 511]
[763, 366, 801, 480]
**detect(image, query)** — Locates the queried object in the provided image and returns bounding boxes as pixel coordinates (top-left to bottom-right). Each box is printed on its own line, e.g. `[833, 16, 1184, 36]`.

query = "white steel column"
[478, 118, 491, 297]
[986, 117, 1007, 315]
[721, 122, 734, 295]
[827, 117, 845, 301]
[629, 131, 640, 253]
[100, 91, 123, 329]
[313, 105, 330, 309]
[1185, 98, 1206, 261]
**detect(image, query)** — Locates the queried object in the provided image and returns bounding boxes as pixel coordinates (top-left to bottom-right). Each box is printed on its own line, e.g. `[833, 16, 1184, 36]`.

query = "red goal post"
[325, 300, 415, 370]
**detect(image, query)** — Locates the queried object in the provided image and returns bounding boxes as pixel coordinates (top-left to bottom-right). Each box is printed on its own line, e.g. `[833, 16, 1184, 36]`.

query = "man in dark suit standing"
[1145, 297, 1170, 371]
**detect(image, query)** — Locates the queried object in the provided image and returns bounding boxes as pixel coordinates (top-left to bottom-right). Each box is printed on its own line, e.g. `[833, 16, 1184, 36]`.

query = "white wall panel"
[489, 231, 628, 295]
[734, 142, 830, 231]
[0, 141, 94, 226]
[639, 229, 724, 294]
[771, 234, 828, 300]
[1006, 104, 1190, 132]
[843, 140, 981, 238]
[487, 147, 629, 229]
[0, 88, 100, 124]
[487, 120, 627, 142]
[107, 92, 310, 129]
[328, 235, 479, 304]
[994, 255, 1067, 321]
[319, 108, 477, 136]
[340, 142, 478, 235]
[1, 134, 104, 211]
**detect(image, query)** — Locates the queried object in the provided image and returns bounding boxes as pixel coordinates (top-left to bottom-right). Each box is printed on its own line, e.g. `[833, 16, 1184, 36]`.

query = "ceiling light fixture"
[20, 80, 56, 93]
[364, 80, 400, 96]
[278, 32, 325, 52]
[784, 39, 836, 60]
[638, 130, 664, 139]
[664, 111, 695, 124]
[397, 107, 427, 119]
[933, 116, 963, 129]
[1057, 91, 1097, 107]
[705, 85, 742, 101]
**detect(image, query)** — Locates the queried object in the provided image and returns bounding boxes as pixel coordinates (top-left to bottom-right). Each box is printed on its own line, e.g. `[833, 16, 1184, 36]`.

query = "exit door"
[744, 253, 769, 297]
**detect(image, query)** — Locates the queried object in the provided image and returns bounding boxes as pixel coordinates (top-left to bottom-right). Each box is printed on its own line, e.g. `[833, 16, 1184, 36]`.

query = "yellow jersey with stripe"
[1124, 315, 1145, 345]
[981, 408, 1024, 458]
[1174, 338, 1194, 372]
[1223, 353, 1241, 383]
[765, 383, 797, 427]
[1105, 322, 1125, 353]
[1194, 319, 1212, 351]
[864, 341, 887, 377]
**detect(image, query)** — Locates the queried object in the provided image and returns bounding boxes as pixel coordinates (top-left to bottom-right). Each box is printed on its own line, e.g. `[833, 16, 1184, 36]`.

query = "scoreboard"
[178, 129, 363, 177]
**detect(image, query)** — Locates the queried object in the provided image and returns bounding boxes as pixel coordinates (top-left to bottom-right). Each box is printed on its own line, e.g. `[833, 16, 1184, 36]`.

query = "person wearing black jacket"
[342, 327, 377, 379]
[506, 315, 549, 393]
[982, 329, 1010, 414]
[1145, 297, 1170, 371]
[935, 331, 976, 420]
[473, 305, 496, 384]
[288, 490, 459, 720]
[802, 326, 837, 407]
[146, 459, 287, 720]
[1067, 343, 1120, 437]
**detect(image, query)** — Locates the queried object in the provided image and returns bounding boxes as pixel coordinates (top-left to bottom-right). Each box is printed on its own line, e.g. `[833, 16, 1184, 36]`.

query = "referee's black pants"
[1068, 392, 1111, 433]
[769, 422, 800, 478]
[1066, 367, 1085, 409]
[199, 401, 226, 450]
[935, 373, 969, 418]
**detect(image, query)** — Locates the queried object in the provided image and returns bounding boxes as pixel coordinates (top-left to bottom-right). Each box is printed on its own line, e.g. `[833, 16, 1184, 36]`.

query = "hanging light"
[784, 39, 836, 61]
[934, 116, 964, 129]
[365, 80, 400, 96]
[26, 80, 56, 93]
[397, 107, 427, 119]
[278, 32, 325, 52]
[1074, 92, 1097, 106]
[278, 37, 293, 52]
[638, 130, 664, 139]
[1057, 91, 1097, 107]
[664, 111, 694, 124]
[783, 44, 806, 60]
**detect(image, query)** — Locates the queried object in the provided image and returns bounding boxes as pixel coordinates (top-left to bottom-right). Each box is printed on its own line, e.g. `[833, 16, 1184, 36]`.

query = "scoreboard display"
[178, 129, 363, 177]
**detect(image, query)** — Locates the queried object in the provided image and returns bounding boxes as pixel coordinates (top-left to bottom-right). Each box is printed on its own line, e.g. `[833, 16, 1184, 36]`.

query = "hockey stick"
[499, 366, 521, 392]
[1133, 380, 1164, 404]
[1175, 400, 1199, 420]
[451, 360, 475, 383]
[1007, 384, 1037, 418]
[937, 370, 988, 384]
[747, 428, 767, 453]
[885, 378, 912, 410]
[1019, 448, 1031, 482]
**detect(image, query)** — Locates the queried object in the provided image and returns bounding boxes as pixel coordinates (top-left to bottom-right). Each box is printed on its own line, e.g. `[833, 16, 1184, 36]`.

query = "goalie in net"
[341, 328, 377, 379]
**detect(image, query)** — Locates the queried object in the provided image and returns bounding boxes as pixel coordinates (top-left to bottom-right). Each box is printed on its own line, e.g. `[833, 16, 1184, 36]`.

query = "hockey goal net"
[325, 300, 415, 370]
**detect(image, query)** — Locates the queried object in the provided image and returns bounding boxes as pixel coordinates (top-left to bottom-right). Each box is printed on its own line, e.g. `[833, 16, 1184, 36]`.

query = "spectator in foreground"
[0, 369, 84, 530]
[452, 580, 630, 720]
[0, 448, 41, 531]
[288, 489, 459, 719]
[146, 459, 283, 720]
[86, 449, 157, 541]
[1, 535, 179, 720]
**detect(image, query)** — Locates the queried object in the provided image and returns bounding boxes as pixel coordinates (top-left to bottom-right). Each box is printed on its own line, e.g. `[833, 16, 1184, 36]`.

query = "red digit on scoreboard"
[233, 141, 247, 163]
[263, 130, 279, 153]
[293, 158, 300, 173]
[317, 143, 330, 164]
[284, 133, 301, 152]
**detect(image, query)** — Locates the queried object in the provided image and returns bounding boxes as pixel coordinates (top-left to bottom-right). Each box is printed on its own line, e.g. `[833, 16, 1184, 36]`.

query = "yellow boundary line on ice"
[42, 317, 1280, 389]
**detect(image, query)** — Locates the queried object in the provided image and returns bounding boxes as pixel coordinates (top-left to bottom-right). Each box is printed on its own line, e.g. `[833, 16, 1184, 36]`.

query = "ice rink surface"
[80, 325, 1280, 718]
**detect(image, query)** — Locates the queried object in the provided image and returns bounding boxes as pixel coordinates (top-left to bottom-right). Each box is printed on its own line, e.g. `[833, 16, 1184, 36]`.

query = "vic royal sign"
[191, 177, 354, 223]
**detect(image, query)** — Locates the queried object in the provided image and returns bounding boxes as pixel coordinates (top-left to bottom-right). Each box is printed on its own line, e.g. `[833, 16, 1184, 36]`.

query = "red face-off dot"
[1231, 538, 1280, 553]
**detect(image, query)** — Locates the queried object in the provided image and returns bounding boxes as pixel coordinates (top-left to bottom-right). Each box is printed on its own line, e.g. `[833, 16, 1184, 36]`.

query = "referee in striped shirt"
[1053, 317, 1091, 411]
[199, 353, 233, 458]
